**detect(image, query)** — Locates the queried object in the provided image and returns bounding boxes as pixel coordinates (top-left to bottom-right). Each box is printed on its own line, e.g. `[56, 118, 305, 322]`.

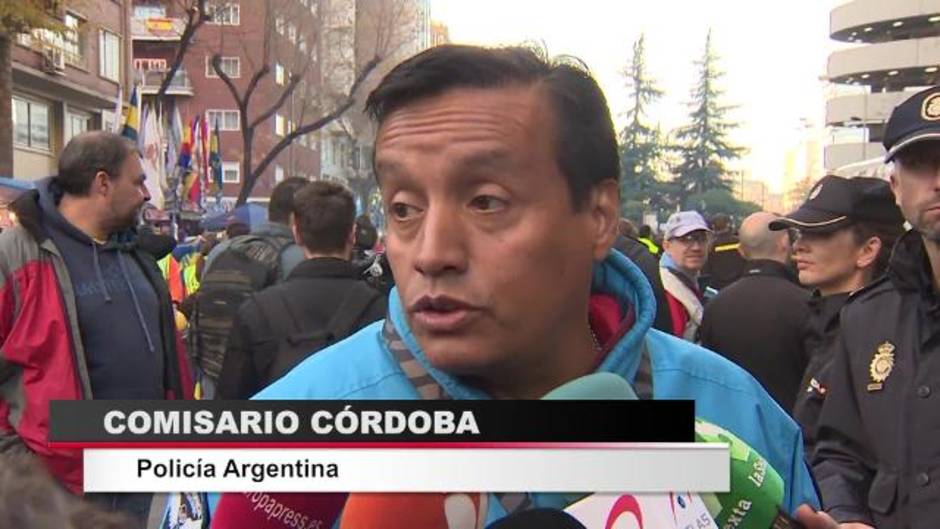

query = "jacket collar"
[741, 259, 799, 284]
[386, 249, 657, 399]
[888, 230, 933, 294]
[287, 257, 359, 281]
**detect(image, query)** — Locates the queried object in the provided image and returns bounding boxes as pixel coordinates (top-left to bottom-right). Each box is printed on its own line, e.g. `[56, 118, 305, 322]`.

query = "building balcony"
[139, 68, 193, 96]
[824, 142, 885, 171]
[131, 17, 185, 41]
[826, 91, 912, 126]
[831, 0, 940, 43]
[827, 36, 940, 86]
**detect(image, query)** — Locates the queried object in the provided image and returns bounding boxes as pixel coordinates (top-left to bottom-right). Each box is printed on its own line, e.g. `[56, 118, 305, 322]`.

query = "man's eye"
[390, 202, 420, 220]
[469, 195, 507, 212]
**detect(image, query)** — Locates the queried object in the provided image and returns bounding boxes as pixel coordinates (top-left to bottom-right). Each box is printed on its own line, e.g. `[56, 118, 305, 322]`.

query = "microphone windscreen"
[340, 492, 487, 529]
[209, 492, 346, 529]
[540, 373, 638, 400]
[486, 508, 587, 529]
[695, 419, 791, 529]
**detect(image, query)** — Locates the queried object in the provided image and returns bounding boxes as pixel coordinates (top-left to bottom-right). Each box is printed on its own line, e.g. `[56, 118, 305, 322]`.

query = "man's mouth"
[409, 295, 480, 333]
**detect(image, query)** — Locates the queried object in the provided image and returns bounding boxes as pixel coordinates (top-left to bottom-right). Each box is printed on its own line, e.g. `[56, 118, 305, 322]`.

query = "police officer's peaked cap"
[884, 85, 940, 161]
[769, 175, 904, 233]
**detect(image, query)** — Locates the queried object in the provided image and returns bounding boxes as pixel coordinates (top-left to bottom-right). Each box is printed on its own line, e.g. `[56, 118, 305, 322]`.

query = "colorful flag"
[120, 85, 140, 141]
[209, 118, 222, 198]
[187, 116, 203, 207]
[166, 104, 183, 177]
[140, 105, 166, 209]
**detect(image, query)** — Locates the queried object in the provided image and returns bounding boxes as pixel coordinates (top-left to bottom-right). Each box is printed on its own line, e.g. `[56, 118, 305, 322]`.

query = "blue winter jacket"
[255, 249, 820, 522]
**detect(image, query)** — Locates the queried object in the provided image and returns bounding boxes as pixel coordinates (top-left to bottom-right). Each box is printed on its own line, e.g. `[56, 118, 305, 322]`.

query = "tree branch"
[249, 73, 301, 130]
[211, 53, 245, 109]
[157, 0, 209, 106]
[249, 56, 381, 182]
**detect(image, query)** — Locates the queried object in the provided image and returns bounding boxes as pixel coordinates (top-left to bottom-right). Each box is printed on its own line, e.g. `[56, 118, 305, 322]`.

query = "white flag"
[140, 106, 166, 209]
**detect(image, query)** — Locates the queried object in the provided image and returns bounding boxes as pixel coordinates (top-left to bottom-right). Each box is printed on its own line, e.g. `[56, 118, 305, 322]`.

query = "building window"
[275, 165, 284, 183]
[207, 109, 241, 131]
[275, 63, 285, 85]
[208, 2, 240, 25]
[222, 161, 240, 183]
[134, 5, 166, 18]
[288, 24, 297, 44]
[12, 97, 50, 151]
[298, 35, 306, 53]
[62, 13, 84, 63]
[275, 114, 286, 136]
[66, 111, 90, 143]
[206, 56, 240, 78]
[275, 16, 285, 35]
[98, 30, 121, 82]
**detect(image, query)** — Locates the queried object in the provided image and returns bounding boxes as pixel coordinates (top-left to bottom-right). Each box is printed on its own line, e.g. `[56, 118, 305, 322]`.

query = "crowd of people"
[1, 43, 939, 529]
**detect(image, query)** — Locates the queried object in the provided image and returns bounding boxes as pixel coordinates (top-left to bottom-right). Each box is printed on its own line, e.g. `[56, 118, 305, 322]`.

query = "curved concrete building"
[825, 0, 940, 171]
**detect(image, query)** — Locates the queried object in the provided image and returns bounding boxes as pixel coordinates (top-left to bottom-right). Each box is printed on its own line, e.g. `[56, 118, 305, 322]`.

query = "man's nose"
[412, 205, 468, 277]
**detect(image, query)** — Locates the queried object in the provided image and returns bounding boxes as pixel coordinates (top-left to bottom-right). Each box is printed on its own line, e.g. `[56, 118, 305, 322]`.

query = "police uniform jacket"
[793, 290, 850, 459]
[813, 231, 940, 529]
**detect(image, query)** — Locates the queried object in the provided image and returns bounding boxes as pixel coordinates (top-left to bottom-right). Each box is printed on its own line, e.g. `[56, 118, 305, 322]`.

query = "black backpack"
[250, 284, 381, 386]
[189, 235, 292, 381]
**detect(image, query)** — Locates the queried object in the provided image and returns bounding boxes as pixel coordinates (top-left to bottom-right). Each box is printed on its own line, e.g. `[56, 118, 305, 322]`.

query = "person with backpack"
[216, 181, 386, 399]
[188, 178, 308, 398]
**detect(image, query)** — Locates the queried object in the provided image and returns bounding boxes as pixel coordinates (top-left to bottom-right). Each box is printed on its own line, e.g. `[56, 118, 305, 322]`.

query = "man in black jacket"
[700, 211, 810, 411]
[803, 85, 940, 529]
[703, 213, 747, 291]
[217, 181, 386, 399]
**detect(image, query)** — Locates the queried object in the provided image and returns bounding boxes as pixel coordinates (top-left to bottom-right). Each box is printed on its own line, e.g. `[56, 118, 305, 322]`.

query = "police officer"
[768, 175, 905, 458]
[800, 85, 940, 529]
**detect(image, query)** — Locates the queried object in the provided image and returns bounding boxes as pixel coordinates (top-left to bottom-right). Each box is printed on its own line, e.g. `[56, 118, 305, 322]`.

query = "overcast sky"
[429, 0, 840, 192]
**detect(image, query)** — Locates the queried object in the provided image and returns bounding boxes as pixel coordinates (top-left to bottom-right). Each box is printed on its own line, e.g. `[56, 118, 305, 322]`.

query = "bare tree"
[154, 0, 210, 110]
[210, 0, 418, 204]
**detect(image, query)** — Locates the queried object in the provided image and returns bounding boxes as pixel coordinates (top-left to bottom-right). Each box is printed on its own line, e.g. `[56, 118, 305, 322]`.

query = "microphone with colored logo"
[209, 492, 347, 529]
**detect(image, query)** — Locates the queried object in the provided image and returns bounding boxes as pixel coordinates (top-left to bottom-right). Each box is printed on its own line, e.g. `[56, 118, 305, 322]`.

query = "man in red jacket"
[0, 131, 193, 524]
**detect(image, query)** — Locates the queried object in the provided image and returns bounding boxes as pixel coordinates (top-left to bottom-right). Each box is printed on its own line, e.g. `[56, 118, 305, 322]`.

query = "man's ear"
[589, 179, 621, 261]
[889, 163, 902, 206]
[290, 216, 303, 245]
[856, 236, 883, 270]
[92, 170, 110, 197]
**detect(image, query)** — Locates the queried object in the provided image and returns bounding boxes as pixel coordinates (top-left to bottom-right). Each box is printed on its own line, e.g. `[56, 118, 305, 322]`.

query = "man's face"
[663, 230, 709, 273]
[892, 141, 940, 241]
[105, 153, 150, 232]
[374, 85, 617, 380]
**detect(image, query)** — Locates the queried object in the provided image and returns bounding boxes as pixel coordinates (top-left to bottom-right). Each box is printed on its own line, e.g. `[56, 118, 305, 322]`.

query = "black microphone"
[487, 508, 587, 529]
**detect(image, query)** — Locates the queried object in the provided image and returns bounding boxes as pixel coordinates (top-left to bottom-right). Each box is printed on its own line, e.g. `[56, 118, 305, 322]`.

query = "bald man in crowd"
[700, 212, 811, 411]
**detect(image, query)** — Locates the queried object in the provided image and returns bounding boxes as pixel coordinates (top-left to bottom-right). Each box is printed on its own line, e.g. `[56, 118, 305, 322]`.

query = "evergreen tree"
[619, 34, 668, 218]
[672, 29, 745, 206]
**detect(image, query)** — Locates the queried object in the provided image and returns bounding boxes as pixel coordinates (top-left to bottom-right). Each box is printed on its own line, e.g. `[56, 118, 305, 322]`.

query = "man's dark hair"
[293, 181, 355, 254]
[55, 131, 138, 196]
[639, 225, 653, 238]
[710, 213, 732, 233]
[851, 221, 905, 279]
[355, 214, 378, 251]
[365, 44, 619, 211]
[268, 177, 309, 224]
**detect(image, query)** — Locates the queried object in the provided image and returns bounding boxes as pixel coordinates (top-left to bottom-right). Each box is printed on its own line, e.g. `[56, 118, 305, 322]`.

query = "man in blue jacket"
[254, 44, 819, 524]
